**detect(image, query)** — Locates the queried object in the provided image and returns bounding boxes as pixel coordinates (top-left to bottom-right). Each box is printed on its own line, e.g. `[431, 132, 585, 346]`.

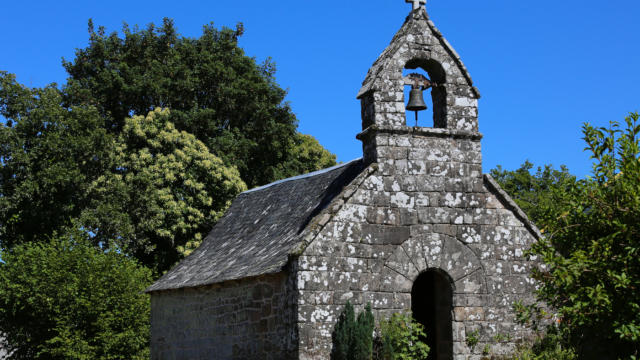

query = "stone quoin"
[146, 2, 543, 359]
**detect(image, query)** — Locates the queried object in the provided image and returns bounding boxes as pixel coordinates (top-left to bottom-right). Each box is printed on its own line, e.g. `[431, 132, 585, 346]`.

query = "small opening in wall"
[403, 67, 434, 127]
[404, 58, 447, 128]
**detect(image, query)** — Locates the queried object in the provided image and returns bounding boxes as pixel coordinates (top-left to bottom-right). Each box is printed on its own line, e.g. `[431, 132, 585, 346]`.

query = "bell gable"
[357, 8, 481, 132]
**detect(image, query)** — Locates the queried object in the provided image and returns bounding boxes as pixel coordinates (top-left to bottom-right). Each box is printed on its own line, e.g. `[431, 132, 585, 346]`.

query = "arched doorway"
[411, 269, 454, 360]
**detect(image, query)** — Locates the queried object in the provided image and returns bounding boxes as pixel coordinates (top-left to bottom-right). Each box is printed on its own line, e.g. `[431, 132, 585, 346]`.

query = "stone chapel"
[147, 2, 542, 359]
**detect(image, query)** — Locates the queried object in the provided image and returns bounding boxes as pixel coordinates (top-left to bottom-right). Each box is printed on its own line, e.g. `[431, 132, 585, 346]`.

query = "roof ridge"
[242, 158, 363, 194]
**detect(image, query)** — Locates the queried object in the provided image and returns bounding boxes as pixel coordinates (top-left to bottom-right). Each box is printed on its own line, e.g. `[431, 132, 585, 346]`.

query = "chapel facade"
[147, 3, 542, 359]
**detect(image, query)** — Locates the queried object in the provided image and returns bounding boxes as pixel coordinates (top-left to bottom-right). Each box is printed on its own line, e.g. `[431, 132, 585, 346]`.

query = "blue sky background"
[1, 0, 638, 178]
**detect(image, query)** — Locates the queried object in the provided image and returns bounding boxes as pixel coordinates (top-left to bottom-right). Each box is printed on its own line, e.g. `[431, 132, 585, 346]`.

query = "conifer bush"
[331, 304, 430, 360]
[331, 301, 375, 360]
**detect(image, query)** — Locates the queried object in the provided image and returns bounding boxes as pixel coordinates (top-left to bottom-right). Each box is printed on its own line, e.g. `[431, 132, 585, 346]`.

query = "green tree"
[63, 18, 335, 188]
[332, 301, 356, 360]
[332, 301, 375, 360]
[285, 133, 337, 176]
[81, 108, 246, 271]
[0, 74, 245, 272]
[353, 304, 375, 359]
[0, 72, 113, 249]
[528, 113, 640, 359]
[490, 161, 577, 228]
[0, 231, 152, 359]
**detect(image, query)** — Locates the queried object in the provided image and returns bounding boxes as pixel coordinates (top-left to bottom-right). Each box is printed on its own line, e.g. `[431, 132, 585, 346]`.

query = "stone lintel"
[356, 125, 483, 141]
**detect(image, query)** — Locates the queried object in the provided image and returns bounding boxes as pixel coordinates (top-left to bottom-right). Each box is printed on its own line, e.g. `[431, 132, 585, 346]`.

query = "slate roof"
[147, 158, 365, 292]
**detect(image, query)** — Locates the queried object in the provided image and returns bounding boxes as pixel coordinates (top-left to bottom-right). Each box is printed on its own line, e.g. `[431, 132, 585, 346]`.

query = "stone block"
[360, 224, 410, 245]
[454, 306, 485, 321]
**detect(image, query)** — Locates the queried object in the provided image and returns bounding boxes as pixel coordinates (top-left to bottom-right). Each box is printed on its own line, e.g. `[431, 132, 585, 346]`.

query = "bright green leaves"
[501, 113, 640, 359]
[283, 133, 338, 176]
[378, 312, 430, 360]
[0, 233, 152, 359]
[81, 108, 246, 272]
[489, 161, 577, 232]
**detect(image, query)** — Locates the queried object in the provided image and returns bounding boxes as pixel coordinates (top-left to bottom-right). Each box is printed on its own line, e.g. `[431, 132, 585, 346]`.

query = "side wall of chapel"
[150, 272, 298, 360]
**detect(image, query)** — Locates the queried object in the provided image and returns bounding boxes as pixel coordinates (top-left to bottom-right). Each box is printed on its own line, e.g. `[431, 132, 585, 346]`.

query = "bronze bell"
[406, 86, 427, 126]
[406, 86, 428, 112]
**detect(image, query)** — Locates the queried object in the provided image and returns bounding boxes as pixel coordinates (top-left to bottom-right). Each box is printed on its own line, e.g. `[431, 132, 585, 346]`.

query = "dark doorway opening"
[411, 270, 454, 360]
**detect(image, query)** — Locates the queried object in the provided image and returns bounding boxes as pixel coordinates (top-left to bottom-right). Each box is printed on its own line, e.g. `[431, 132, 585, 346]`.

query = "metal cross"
[405, 0, 426, 10]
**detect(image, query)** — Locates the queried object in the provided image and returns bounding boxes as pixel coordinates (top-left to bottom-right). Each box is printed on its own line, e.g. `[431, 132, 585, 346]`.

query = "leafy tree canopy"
[530, 113, 640, 359]
[490, 161, 577, 228]
[0, 231, 152, 360]
[0, 71, 113, 249]
[286, 133, 338, 176]
[81, 108, 246, 271]
[498, 113, 640, 359]
[1, 18, 335, 271]
[63, 18, 335, 188]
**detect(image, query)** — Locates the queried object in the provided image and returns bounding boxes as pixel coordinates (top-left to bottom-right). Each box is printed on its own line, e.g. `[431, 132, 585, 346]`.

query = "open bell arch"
[357, 8, 480, 132]
[404, 57, 448, 128]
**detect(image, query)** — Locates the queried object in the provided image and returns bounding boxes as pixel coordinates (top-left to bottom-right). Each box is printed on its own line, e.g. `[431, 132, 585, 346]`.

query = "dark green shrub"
[332, 301, 375, 360]
[509, 328, 577, 360]
[0, 232, 152, 359]
[353, 304, 375, 358]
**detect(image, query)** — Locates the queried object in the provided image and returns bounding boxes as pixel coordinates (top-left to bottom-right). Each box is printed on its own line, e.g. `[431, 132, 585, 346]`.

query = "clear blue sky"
[1, 0, 638, 178]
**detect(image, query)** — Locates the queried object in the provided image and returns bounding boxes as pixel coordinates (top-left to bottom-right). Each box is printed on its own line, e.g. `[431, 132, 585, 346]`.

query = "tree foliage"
[530, 113, 640, 359]
[63, 18, 335, 188]
[508, 327, 577, 360]
[1, 18, 335, 272]
[376, 312, 430, 360]
[500, 113, 640, 359]
[0, 232, 152, 359]
[285, 133, 337, 177]
[490, 161, 577, 228]
[0, 72, 113, 249]
[81, 108, 246, 271]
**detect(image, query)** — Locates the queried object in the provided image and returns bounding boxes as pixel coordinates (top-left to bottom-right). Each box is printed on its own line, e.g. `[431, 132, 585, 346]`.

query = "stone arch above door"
[381, 233, 487, 294]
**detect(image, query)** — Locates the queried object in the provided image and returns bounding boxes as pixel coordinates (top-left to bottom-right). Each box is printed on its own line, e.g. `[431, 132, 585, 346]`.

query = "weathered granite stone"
[147, 5, 541, 360]
[0, 336, 9, 360]
[150, 272, 297, 360]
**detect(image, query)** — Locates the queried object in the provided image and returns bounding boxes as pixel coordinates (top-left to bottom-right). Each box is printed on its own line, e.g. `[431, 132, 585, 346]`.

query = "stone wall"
[295, 129, 540, 360]
[0, 336, 8, 360]
[150, 271, 298, 360]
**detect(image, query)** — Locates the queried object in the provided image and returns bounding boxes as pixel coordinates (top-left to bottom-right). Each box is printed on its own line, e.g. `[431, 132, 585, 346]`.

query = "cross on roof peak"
[405, 0, 426, 11]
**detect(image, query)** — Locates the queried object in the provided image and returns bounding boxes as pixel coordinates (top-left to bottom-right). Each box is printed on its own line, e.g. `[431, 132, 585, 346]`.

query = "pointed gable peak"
[358, 8, 479, 100]
[356, 7, 481, 133]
